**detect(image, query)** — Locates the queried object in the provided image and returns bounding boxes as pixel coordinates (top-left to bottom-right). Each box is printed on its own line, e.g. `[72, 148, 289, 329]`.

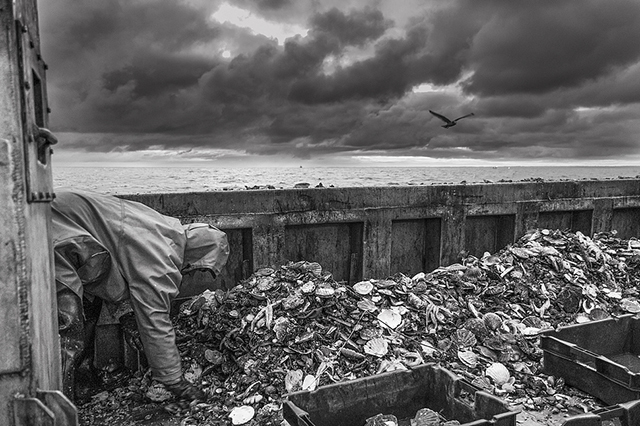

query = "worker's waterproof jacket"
[51, 190, 229, 384]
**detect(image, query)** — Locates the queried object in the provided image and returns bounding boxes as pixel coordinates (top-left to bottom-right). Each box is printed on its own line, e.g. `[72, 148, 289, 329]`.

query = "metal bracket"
[13, 396, 55, 426]
[37, 390, 78, 426]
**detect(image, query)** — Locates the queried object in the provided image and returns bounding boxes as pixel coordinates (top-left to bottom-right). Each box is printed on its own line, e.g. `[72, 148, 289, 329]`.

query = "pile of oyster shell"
[78, 229, 640, 425]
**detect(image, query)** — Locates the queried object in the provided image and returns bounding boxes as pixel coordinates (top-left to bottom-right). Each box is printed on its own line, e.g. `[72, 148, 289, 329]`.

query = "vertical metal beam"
[1, 0, 73, 424]
[592, 198, 614, 234]
[440, 204, 466, 266]
[362, 213, 392, 280]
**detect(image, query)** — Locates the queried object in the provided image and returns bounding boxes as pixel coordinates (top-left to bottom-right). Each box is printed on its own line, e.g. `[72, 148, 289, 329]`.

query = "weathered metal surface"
[122, 179, 640, 289]
[1, 0, 67, 424]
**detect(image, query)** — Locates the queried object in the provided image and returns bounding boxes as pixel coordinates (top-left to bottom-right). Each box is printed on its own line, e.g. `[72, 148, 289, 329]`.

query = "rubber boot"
[57, 288, 86, 402]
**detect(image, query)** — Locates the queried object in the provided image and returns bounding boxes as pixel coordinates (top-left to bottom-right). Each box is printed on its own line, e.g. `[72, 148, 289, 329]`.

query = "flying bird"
[429, 110, 475, 128]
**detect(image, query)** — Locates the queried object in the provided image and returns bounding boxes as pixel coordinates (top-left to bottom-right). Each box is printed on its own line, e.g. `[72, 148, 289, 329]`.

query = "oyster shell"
[273, 317, 295, 341]
[377, 309, 402, 329]
[301, 374, 317, 391]
[282, 293, 305, 310]
[360, 327, 383, 341]
[365, 414, 399, 426]
[357, 299, 378, 312]
[284, 369, 304, 392]
[315, 285, 335, 298]
[353, 280, 374, 295]
[486, 362, 510, 386]
[621, 298, 640, 313]
[301, 281, 316, 294]
[229, 406, 255, 425]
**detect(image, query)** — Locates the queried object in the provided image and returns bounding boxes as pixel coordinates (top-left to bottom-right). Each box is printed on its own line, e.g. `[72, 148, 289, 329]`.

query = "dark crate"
[562, 399, 640, 426]
[283, 363, 517, 426]
[540, 314, 640, 405]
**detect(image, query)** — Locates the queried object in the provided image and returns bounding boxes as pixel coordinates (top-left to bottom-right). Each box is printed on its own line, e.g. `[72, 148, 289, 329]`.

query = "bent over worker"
[52, 190, 229, 401]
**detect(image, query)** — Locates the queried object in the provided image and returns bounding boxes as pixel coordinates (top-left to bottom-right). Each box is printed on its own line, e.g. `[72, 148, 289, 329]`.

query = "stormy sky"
[37, 0, 640, 167]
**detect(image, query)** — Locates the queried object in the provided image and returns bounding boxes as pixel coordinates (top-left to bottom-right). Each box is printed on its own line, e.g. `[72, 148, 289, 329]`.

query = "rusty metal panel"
[538, 210, 593, 235]
[285, 223, 363, 283]
[465, 215, 515, 258]
[390, 219, 441, 276]
[611, 208, 640, 240]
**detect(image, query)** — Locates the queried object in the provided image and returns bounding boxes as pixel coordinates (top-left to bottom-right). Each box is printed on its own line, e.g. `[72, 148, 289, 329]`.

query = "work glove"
[119, 313, 144, 352]
[165, 378, 206, 401]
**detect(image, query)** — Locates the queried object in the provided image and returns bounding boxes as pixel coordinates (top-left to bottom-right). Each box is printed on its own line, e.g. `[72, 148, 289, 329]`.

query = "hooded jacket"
[51, 190, 229, 384]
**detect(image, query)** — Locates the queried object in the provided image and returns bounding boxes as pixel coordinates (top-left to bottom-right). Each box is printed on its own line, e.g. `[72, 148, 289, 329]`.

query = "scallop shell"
[485, 285, 506, 296]
[464, 318, 489, 339]
[377, 309, 402, 329]
[353, 280, 374, 295]
[522, 315, 544, 328]
[229, 406, 255, 425]
[255, 267, 275, 276]
[145, 383, 172, 402]
[256, 276, 278, 291]
[483, 312, 503, 331]
[304, 262, 323, 277]
[464, 266, 483, 281]
[315, 285, 335, 298]
[486, 362, 510, 386]
[364, 337, 389, 357]
[456, 329, 477, 348]
[457, 350, 478, 368]
[471, 375, 493, 391]
[589, 308, 610, 321]
[413, 408, 440, 426]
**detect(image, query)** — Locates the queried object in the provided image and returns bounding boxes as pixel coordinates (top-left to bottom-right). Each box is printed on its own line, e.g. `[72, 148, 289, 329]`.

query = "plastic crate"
[283, 363, 518, 426]
[540, 314, 640, 405]
[562, 399, 640, 426]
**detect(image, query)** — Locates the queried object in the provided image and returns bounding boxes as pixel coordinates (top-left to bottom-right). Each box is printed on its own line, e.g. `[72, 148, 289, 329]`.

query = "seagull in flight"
[429, 110, 475, 128]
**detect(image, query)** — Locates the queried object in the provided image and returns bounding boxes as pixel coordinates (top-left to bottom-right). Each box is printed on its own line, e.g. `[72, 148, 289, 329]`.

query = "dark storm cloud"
[462, 0, 640, 96]
[38, 0, 640, 162]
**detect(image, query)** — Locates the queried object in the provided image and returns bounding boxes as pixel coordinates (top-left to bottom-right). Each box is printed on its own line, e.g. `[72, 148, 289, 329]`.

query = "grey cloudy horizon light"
[38, 0, 640, 166]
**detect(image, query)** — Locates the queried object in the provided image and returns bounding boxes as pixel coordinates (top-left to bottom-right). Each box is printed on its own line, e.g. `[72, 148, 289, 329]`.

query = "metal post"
[0, 0, 78, 423]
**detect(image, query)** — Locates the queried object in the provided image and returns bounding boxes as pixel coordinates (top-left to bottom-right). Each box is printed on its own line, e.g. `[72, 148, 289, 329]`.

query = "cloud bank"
[38, 0, 640, 165]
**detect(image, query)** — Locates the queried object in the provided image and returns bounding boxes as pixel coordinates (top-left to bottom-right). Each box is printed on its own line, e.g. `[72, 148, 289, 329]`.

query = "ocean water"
[53, 166, 640, 195]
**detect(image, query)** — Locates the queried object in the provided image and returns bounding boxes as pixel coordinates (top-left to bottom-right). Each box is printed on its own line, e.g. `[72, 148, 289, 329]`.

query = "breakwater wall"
[123, 179, 640, 295]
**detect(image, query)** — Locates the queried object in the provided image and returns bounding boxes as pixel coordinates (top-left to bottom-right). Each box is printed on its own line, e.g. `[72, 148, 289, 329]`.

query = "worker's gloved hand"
[119, 313, 143, 352]
[165, 378, 206, 401]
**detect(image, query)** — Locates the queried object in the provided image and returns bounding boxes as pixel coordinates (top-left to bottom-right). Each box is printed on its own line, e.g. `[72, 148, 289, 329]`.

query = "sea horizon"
[53, 164, 640, 195]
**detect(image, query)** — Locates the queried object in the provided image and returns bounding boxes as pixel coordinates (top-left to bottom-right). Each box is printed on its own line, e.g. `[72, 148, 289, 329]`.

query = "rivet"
[24, 81, 30, 90]
[38, 192, 44, 200]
